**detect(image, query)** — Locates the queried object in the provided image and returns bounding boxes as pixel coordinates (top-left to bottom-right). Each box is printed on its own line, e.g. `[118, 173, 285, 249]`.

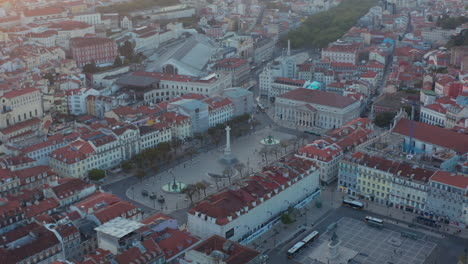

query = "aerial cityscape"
[0, 0, 466, 263]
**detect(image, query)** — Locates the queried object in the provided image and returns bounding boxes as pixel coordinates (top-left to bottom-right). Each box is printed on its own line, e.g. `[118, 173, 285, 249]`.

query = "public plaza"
[125, 126, 298, 212]
[295, 217, 437, 264]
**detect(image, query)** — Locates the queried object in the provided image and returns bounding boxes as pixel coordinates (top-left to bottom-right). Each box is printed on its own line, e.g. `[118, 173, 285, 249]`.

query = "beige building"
[0, 87, 43, 129]
[274, 88, 360, 130]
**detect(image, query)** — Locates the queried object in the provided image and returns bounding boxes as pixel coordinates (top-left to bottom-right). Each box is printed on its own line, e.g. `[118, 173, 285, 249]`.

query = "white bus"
[287, 230, 320, 258]
[342, 199, 364, 209]
[365, 216, 384, 228]
[302, 231, 320, 244]
[287, 241, 305, 258]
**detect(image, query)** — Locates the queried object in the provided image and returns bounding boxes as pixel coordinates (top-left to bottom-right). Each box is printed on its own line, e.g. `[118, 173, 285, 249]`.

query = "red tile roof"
[24, 198, 59, 218]
[424, 103, 447, 114]
[52, 178, 93, 200]
[50, 140, 96, 164]
[0, 117, 41, 135]
[204, 96, 233, 111]
[50, 21, 91, 31]
[298, 140, 342, 162]
[94, 201, 138, 224]
[155, 228, 199, 259]
[14, 165, 55, 185]
[393, 119, 468, 154]
[189, 235, 260, 264]
[115, 239, 163, 264]
[345, 152, 435, 183]
[23, 7, 65, 17]
[74, 192, 120, 214]
[2, 87, 39, 99]
[279, 88, 358, 108]
[274, 77, 305, 86]
[361, 70, 378, 79]
[71, 37, 115, 48]
[189, 156, 316, 225]
[430, 171, 468, 189]
[214, 58, 248, 69]
[134, 71, 196, 82]
[0, 225, 60, 263]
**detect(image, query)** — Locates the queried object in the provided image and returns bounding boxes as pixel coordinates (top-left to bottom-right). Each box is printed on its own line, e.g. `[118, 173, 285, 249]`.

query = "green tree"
[118, 40, 135, 61]
[151, 165, 159, 174]
[447, 29, 468, 47]
[181, 184, 197, 203]
[234, 162, 246, 178]
[281, 213, 293, 224]
[122, 161, 132, 172]
[436, 15, 468, 30]
[223, 166, 235, 184]
[44, 73, 55, 85]
[403, 106, 420, 121]
[374, 112, 397, 128]
[83, 62, 98, 73]
[88, 169, 105, 181]
[195, 181, 207, 197]
[135, 169, 146, 182]
[113, 56, 123, 67]
[285, 0, 377, 48]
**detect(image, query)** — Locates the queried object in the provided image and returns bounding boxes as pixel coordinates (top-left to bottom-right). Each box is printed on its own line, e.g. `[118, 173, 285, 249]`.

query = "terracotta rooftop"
[214, 58, 248, 69]
[393, 119, 468, 154]
[279, 88, 358, 108]
[52, 178, 93, 200]
[430, 171, 468, 189]
[23, 6, 65, 17]
[189, 235, 260, 264]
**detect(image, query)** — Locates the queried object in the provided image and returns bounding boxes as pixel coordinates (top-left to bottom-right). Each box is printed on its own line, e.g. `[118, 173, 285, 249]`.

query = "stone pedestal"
[328, 239, 341, 260]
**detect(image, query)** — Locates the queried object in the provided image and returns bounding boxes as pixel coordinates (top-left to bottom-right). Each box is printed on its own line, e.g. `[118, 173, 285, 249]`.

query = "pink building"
[70, 37, 117, 67]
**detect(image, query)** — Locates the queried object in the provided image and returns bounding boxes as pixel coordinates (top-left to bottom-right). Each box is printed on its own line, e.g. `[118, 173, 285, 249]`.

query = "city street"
[263, 187, 468, 264]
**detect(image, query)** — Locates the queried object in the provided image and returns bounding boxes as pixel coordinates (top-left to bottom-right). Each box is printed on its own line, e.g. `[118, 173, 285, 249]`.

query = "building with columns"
[274, 88, 360, 130]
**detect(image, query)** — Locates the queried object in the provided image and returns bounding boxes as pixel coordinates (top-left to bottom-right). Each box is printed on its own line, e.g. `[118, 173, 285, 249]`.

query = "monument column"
[224, 126, 231, 156]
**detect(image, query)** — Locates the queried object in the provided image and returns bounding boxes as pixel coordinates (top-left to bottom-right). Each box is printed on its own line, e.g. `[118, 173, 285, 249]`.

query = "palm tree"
[194, 133, 204, 146]
[234, 162, 246, 178]
[187, 147, 197, 161]
[259, 147, 268, 164]
[181, 184, 197, 204]
[195, 181, 207, 197]
[171, 139, 182, 155]
[272, 146, 280, 159]
[223, 166, 234, 183]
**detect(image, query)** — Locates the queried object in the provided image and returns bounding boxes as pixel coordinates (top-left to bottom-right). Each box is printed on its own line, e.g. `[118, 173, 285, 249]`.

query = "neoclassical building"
[274, 88, 360, 130]
[0, 87, 43, 129]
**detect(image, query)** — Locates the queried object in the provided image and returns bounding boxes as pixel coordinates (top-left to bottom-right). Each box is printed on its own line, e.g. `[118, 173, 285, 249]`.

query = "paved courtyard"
[296, 217, 437, 264]
[125, 126, 298, 212]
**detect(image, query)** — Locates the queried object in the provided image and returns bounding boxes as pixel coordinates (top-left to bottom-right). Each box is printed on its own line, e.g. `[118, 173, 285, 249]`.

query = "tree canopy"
[88, 169, 105, 181]
[447, 29, 468, 47]
[285, 0, 377, 48]
[374, 112, 396, 128]
[436, 15, 468, 30]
